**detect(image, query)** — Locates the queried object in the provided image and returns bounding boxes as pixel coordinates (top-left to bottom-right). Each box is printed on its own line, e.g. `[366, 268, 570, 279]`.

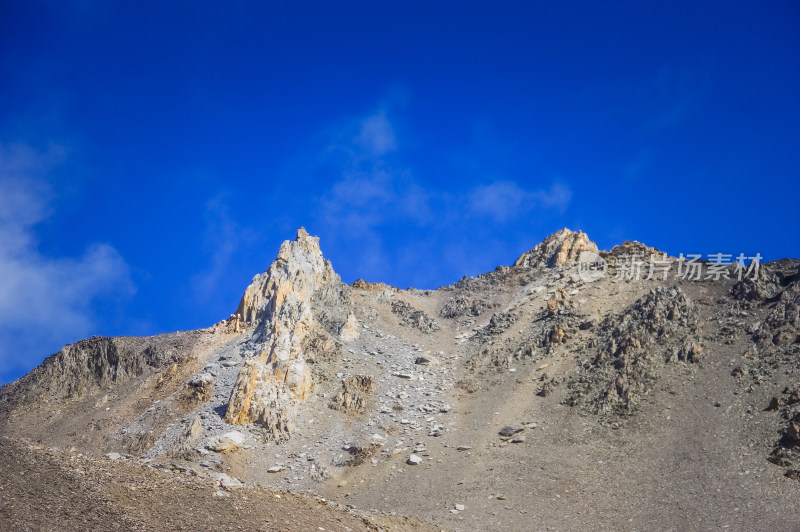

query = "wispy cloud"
[467, 181, 571, 222]
[190, 194, 256, 306]
[353, 110, 397, 157]
[312, 106, 573, 286]
[0, 144, 133, 384]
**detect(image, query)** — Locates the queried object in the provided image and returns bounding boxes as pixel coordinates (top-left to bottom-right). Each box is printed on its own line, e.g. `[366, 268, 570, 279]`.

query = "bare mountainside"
[2, 228, 800, 531]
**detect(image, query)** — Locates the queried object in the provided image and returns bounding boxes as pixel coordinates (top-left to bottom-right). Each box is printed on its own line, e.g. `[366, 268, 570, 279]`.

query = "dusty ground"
[0, 437, 435, 531]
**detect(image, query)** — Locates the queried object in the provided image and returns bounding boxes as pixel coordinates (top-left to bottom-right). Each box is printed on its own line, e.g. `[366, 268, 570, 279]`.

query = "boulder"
[338, 314, 360, 342]
[407, 454, 423, 465]
[209, 431, 246, 453]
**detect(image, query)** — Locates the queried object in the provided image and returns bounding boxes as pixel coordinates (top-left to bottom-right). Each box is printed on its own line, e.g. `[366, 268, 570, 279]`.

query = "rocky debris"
[428, 425, 444, 437]
[785, 470, 800, 482]
[498, 425, 524, 439]
[477, 312, 518, 338]
[752, 281, 800, 349]
[602, 240, 665, 267]
[733, 274, 800, 400]
[226, 228, 340, 440]
[342, 442, 382, 466]
[538, 378, 559, 397]
[543, 326, 566, 347]
[391, 300, 440, 332]
[309, 460, 330, 481]
[731, 265, 783, 303]
[667, 341, 704, 364]
[0, 438, 411, 532]
[351, 279, 398, 292]
[414, 354, 439, 366]
[785, 422, 800, 446]
[545, 288, 571, 317]
[329, 374, 377, 415]
[301, 328, 339, 366]
[208, 431, 245, 453]
[105, 452, 122, 461]
[123, 431, 156, 457]
[439, 296, 489, 319]
[456, 375, 481, 393]
[566, 286, 699, 415]
[338, 314, 360, 342]
[169, 417, 203, 459]
[6, 226, 800, 530]
[407, 454, 423, 465]
[208, 472, 244, 490]
[768, 396, 783, 411]
[267, 465, 283, 473]
[154, 363, 180, 389]
[767, 387, 800, 476]
[184, 373, 215, 404]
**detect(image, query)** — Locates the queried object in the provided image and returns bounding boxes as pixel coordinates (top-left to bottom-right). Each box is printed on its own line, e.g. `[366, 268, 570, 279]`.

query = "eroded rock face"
[225, 228, 340, 439]
[514, 228, 598, 269]
[0, 334, 200, 408]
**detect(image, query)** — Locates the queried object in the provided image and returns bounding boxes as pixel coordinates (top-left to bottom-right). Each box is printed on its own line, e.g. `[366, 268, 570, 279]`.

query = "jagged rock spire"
[225, 228, 338, 437]
[235, 227, 331, 326]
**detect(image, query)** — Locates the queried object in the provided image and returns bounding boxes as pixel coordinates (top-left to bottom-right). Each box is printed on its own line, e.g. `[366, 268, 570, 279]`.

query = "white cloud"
[0, 144, 133, 383]
[353, 110, 396, 157]
[467, 181, 527, 222]
[534, 182, 572, 209]
[319, 167, 432, 232]
[467, 181, 571, 222]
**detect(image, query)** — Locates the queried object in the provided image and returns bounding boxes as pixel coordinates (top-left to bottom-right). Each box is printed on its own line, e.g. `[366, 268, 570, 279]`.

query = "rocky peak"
[225, 228, 340, 437]
[236, 227, 333, 326]
[514, 228, 598, 268]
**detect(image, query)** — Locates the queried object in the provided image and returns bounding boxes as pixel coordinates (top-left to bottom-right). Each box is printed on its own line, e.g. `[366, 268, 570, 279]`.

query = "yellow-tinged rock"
[339, 314, 360, 342]
[515, 228, 598, 269]
[224, 228, 337, 440]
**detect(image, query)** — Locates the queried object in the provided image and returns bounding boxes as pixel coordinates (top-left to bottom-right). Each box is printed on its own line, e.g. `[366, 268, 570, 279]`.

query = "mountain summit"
[514, 228, 598, 268]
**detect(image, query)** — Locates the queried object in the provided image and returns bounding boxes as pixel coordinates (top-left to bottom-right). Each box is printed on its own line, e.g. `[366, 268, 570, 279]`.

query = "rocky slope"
[1, 228, 799, 531]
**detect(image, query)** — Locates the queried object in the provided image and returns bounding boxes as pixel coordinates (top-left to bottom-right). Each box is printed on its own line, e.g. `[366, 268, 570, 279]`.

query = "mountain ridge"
[2, 227, 799, 531]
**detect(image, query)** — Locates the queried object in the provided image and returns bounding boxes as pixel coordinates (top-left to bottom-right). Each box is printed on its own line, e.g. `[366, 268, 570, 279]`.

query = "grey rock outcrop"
[0, 334, 201, 408]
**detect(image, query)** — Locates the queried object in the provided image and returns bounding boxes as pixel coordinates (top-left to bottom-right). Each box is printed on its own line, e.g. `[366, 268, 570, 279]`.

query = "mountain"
[2, 228, 799, 531]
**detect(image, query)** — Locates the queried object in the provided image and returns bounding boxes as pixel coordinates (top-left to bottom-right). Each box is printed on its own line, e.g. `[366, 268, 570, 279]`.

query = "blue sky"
[1, 1, 798, 384]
